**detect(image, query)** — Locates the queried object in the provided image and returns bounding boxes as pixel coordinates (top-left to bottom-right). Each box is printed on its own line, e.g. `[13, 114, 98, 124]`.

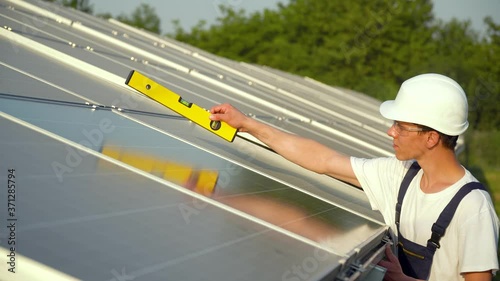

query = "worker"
[209, 73, 499, 281]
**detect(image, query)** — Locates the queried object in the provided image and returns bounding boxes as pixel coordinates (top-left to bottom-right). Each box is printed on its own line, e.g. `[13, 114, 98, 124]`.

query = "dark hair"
[418, 125, 458, 150]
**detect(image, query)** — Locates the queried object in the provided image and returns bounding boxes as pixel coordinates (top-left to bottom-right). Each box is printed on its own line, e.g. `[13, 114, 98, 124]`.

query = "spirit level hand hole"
[210, 120, 221, 131]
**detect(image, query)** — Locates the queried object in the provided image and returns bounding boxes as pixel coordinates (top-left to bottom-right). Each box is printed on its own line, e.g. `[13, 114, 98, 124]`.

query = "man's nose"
[387, 124, 397, 138]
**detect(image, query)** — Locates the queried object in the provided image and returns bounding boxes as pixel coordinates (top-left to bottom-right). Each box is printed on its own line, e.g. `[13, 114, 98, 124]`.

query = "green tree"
[96, 12, 113, 20]
[174, 0, 438, 101]
[42, 0, 93, 14]
[469, 17, 500, 131]
[116, 3, 161, 34]
[430, 17, 499, 131]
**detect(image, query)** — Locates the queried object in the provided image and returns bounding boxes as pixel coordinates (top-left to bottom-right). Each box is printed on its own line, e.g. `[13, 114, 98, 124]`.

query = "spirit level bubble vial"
[125, 70, 237, 142]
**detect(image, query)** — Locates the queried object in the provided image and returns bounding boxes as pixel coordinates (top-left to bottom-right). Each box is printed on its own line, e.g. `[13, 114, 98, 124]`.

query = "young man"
[209, 73, 499, 280]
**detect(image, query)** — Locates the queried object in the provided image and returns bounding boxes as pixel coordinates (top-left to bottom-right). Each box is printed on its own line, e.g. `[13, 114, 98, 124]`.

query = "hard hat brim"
[379, 100, 410, 123]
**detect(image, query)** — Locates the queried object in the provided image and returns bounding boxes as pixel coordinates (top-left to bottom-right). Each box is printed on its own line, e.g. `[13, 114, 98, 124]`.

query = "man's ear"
[426, 131, 441, 149]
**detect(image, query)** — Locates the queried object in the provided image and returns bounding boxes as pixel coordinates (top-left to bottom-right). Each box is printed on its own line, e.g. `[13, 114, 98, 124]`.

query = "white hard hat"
[379, 73, 469, 136]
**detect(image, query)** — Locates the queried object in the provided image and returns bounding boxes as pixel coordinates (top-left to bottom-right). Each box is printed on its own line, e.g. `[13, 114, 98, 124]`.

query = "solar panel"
[0, 0, 391, 280]
[1, 114, 347, 281]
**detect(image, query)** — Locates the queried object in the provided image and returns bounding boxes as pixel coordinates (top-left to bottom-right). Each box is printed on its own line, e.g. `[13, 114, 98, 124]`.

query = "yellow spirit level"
[125, 70, 237, 142]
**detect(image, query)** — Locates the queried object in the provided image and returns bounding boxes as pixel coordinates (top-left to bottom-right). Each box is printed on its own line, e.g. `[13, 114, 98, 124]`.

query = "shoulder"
[350, 156, 413, 175]
[459, 170, 492, 205]
[350, 157, 415, 198]
[455, 171, 498, 224]
[459, 188, 496, 214]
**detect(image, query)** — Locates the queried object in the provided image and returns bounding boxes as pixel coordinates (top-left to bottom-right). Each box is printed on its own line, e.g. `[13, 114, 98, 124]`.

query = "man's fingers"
[378, 259, 390, 268]
[209, 114, 218, 120]
[209, 113, 224, 121]
[210, 103, 231, 114]
[209, 104, 228, 121]
[209, 105, 223, 114]
[385, 245, 398, 263]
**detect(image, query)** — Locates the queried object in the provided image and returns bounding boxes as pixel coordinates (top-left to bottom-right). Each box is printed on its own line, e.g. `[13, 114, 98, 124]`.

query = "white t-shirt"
[351, 157, 499, 280]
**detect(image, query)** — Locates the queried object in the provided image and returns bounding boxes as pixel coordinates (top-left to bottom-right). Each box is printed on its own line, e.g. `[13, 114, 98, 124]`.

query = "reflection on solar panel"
[1, 0, 390, 280]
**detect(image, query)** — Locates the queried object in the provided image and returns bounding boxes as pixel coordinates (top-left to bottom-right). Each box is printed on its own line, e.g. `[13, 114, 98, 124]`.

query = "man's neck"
[417, 149, 465, 194]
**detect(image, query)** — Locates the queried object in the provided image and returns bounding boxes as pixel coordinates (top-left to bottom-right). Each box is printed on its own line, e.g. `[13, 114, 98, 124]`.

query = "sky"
[90, 0, 500, 36]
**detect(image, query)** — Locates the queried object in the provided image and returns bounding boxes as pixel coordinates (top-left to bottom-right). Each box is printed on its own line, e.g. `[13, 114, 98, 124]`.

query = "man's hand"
[209, 103, 251, 132]
[378, 245, 417, 281]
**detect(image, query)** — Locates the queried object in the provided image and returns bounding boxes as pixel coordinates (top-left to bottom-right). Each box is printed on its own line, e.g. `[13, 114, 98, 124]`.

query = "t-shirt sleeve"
[458, 190, 500, 274]
[350, 157, 412, 227]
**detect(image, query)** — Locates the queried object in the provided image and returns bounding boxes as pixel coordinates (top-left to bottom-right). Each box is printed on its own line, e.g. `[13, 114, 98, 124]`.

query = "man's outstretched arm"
[210, 103, 360, 187]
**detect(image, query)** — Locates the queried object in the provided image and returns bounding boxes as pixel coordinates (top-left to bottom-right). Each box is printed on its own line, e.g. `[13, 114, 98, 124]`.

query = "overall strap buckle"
[427, 223, 444, 249]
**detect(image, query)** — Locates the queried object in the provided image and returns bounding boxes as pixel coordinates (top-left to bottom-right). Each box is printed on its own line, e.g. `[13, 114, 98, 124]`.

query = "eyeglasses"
[391, 121, 428, 136]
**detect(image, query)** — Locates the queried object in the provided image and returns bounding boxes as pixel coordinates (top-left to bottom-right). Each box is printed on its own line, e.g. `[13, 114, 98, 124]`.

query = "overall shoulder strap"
[395, 161, 421, 227]
[428, 181, 486, 249]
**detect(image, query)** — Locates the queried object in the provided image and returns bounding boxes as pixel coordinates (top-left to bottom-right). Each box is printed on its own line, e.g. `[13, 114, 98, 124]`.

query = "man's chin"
[394, 153, 411, 161]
